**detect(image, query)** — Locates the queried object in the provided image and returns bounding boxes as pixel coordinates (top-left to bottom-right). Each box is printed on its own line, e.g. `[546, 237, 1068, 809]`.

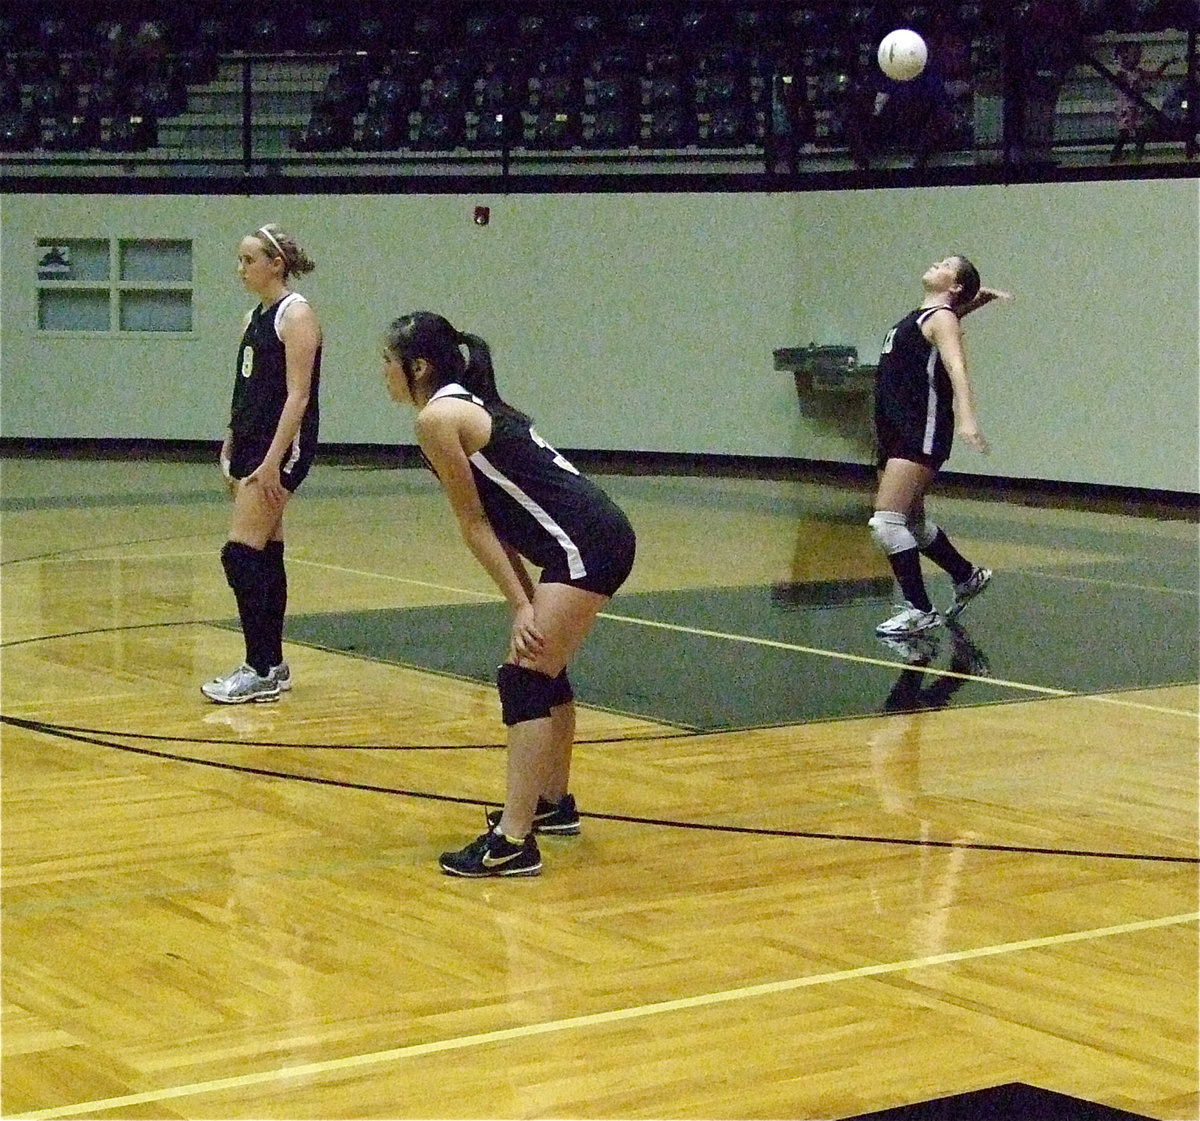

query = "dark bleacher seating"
[0, 3, 1192, 172]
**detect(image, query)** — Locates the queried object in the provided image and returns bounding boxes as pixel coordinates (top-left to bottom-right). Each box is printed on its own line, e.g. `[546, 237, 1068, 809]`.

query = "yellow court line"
[598, 611, 1200, 718]
[295, 558, 498, 599]
[14, 556, 1195, 718]
[24, 551, 1197, 601]
[296, 562, 1068, 694]
[279, 562, 1200, 718]
[1021, 567, 1199, 598]
[10, 911, 1196, 1121]
[1083, 692, 1199, 718]
[598, 610, 1074, 695]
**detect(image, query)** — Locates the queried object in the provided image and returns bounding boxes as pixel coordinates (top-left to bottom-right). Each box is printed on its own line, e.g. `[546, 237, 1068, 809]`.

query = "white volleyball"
[878, 29, 928, 81]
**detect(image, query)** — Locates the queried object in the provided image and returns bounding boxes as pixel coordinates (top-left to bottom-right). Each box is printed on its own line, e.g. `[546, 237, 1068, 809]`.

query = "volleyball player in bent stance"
[383, 312, 636, 877]
[202, 224, 321, 703]
[871, 255, 1011, 639]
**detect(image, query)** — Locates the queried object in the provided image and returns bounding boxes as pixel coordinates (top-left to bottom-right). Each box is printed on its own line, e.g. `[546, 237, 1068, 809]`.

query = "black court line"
[4, 614, 1195, 733]
[0, 619, 218, 648]
[0, 472, 435, 517]
[0, 619, 699, 741]
[4, 714, 1195, 866]
[0, 531, 217, 567]
[0, 717, 688, 750]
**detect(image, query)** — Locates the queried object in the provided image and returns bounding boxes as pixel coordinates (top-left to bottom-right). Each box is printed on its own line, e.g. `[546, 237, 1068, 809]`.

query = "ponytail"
[457, 331, 502, 406]
[950, 255, 980, 309]
[386, 312, 528, 422]
[254, 223, 315, 279]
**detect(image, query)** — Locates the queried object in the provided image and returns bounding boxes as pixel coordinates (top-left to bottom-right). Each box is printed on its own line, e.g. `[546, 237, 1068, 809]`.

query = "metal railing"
[1, 23, 1195, 186]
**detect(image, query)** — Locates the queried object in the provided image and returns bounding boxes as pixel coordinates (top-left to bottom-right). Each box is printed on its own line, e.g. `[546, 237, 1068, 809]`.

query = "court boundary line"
[1020, 567, 1199, 598]
[8, 911, 1196, 1121]
[2, 606, 1194, 721]
[9, 714, 1193, 865]
[8, 549, 1196, 603]
[595, 611, 1198, 718]
[292, 561, 1198, 716]
[262, 560, 1192, 717]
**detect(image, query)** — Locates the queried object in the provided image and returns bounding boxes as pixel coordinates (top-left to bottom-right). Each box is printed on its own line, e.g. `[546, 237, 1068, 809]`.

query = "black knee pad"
[497, 663, 558, 726]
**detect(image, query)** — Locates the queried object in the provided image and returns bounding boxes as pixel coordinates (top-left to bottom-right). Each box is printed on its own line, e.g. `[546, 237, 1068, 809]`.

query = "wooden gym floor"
[1, 455, 1197, 1120]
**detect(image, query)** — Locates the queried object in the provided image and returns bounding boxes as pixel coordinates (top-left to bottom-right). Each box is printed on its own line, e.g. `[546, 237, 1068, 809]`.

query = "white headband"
[257, 226, 285, 258]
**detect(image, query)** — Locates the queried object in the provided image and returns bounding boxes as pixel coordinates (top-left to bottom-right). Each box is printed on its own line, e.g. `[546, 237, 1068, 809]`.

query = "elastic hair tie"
[257, 226, 285, 258]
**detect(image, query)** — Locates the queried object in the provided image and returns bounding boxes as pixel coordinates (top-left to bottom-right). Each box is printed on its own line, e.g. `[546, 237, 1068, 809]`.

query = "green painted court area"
[280, 572, 1198, 731]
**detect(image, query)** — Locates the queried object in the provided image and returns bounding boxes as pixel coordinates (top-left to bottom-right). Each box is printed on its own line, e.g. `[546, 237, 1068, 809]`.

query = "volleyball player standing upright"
[870, 255, 1011, 639]
[202, 224, 322, 703]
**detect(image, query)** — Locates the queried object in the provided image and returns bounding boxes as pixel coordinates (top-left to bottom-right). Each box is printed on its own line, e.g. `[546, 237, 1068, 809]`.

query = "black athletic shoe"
[439, 829, 542, 877]
[486, 793, 581, 836]
[946, 567, 992, 621]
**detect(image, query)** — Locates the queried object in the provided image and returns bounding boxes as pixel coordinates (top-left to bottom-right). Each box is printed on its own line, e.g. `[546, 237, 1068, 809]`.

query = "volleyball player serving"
[870, 255, 1011, 639]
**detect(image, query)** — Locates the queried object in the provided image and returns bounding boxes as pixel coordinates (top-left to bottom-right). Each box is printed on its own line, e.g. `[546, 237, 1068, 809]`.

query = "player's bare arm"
[418, 402, 545, 660]
[925, 309, 988, 454]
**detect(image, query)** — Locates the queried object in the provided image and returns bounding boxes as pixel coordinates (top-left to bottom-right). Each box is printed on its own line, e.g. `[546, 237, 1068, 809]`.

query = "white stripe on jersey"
[916, 306, 946, 456]
[469, 451, 587, 580]
[273, 292, 308, 338]
[428, 384, 587, 579]
[922, 348, 938, 455]
[282, 434, 301, 474]
[275, 293, 310, 472]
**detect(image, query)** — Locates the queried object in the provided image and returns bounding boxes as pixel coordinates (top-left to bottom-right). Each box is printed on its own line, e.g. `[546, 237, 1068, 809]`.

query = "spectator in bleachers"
[1110, 39, 1181, 162]
[1007, 0, 1083, 164]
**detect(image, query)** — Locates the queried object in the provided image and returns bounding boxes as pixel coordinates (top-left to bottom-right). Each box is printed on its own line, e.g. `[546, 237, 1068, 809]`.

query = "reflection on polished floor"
[2, 457, 1197, 1120]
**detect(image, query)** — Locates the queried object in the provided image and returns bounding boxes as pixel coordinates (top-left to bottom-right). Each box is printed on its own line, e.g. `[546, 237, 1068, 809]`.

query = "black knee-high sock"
[220, 541, 273, 676]
[887, 547, 933, 612]
[919, 529, 974, 585]
[263, 540, 287, 668]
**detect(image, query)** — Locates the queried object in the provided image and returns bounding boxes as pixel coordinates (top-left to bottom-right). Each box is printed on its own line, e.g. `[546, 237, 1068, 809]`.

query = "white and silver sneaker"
[268, 662, 292, 691]
[946, 567, 992, 621]
[875, 604, 940, 637]
[201, 664, 281, 704]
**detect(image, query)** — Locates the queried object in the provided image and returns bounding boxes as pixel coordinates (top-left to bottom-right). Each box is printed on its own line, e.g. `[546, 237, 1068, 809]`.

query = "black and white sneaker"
[439, 829, 542, 878]
[946, 567, 992, 621]
[486, 794, 581, 836]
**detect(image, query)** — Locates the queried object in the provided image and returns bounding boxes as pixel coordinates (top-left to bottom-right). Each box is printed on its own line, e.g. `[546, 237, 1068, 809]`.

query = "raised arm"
[957, 286, 1013, 319]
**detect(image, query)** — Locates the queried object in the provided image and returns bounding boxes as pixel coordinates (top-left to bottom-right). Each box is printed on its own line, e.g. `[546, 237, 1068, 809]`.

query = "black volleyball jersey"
[874, 304, 954, 455]
[427, 384, 627, 580]
[230, 292, 321, 449]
